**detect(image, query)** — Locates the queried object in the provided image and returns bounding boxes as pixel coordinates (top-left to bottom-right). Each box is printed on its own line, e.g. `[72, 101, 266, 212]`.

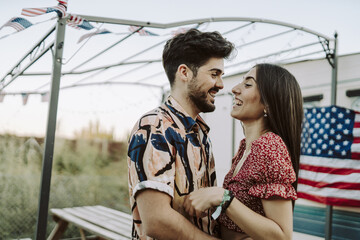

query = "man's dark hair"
[162, 29, 235, 87]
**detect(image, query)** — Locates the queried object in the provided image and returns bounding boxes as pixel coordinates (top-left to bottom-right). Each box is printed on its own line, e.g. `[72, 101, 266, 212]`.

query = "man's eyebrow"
[209, 68, 224, 75]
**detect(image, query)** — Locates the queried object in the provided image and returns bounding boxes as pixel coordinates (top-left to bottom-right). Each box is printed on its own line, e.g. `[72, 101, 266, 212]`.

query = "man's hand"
[183, 187, 224, 218]
[136, 189, 220, 240]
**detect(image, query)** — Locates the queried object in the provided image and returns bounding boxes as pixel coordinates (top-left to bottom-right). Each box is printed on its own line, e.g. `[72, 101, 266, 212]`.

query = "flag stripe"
[297, 192, 360, 207]
[352, 153, 360, 159]
[300, 155, 360, 169]
[298, 184, 360, 200]
[352, 143, 360, 152]
[300, 163, 360, 175]
[298, 178, 360, 190]
[21, 8, 47, 16]
[299, 169, 360, 184]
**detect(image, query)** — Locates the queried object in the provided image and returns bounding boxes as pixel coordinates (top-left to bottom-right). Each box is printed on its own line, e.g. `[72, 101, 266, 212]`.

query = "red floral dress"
[219, 132, 297, 233]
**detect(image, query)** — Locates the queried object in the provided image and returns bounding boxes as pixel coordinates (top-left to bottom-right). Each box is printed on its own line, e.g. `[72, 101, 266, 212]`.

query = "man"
[127, 29, 234, 239]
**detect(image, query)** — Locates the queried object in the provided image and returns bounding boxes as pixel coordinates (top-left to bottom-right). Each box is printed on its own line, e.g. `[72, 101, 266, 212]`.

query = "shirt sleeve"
[128, 114, 175, 199]
[248, 134, 297, 200]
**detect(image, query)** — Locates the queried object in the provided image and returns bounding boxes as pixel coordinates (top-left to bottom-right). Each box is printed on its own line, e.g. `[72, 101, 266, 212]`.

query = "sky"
[0, 0, 359, 140]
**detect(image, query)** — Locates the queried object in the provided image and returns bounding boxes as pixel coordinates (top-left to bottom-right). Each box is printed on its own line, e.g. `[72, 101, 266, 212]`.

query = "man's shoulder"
[130, 104, 172, 132]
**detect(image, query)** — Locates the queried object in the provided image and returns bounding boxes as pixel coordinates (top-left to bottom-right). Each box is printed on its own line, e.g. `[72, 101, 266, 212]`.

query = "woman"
[184, 63, 303, 240]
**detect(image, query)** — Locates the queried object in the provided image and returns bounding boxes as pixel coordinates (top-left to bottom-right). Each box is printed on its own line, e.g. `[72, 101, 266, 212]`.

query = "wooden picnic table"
[48, 205, 132, 240]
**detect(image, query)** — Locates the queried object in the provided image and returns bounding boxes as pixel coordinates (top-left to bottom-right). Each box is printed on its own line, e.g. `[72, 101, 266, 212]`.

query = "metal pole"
[35, 17, 66, 240]
[325, 32, 337, 240]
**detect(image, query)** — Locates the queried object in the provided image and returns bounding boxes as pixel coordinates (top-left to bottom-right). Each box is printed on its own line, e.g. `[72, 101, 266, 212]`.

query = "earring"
[264, 109, 267, 117]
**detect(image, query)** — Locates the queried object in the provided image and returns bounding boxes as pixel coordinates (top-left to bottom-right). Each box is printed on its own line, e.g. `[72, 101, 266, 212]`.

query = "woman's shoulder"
[253, 132, 284, 146]
[251, 132, 288, 154]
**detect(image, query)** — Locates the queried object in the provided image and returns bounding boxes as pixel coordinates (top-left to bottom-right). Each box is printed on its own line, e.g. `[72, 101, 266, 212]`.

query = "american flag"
[128, 26, 158, 36]
[0, 17, 33, 32]
[21, 93, 29, 105]
[41, 92, 50, 102]
[67, 15, 94, 30]
[21, 0, 67, 18]
[0, 93, 5, 103]
[78, 28, 111, 43]
[171, 27, 190, 36]
[298, 106, 360, 207]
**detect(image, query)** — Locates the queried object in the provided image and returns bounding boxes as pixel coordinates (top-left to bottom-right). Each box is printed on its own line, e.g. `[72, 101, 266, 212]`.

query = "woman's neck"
[243, 120, 269, 152]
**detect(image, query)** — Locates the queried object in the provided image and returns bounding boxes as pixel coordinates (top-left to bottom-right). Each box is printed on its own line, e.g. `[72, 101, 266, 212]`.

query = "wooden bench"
[48, 205, 132, 240]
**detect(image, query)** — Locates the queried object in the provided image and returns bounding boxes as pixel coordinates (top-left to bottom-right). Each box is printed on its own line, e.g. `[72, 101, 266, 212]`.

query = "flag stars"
[338, 112, 344, 118]
[344, 140, 349, 146]
[325, 123, 330, 129]
[321, 118, 326, 124]
[323, 134, 329, 139]
[336, 134, 342, 140]
[313, 133, 318, 139]
[325, 112, 330, 118]
[321, 108, 326, 113]
[329, 139, 335, 145]
[335, 145, 340, 150]
[315, 123, 320, 129]
[316, 149, 321, 155]
[344, 129, 349, 135]
[317, 139, 323, 144]
[331, 107, 337, 112]
[331, 118, 336, 123]
[341, 150, 347, 156]
[337, 123, 343, 129]
[316, 113, 321, 119]
[330, 129, 335, 134]
[345, 118, 351, 125]
[328, 150, 333, 155]
[322, 143, 327, 149]
[319, 128, 324, 134]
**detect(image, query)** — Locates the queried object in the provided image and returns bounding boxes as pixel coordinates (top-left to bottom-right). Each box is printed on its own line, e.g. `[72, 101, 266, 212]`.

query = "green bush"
[0, 135, 130, 239]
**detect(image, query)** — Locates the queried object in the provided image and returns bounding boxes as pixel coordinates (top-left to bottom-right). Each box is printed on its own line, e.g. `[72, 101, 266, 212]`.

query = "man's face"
[187, 58, 225, 113]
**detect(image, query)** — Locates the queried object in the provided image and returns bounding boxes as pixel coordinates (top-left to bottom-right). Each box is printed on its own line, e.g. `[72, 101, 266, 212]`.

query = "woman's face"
[231, 67, 265, 122]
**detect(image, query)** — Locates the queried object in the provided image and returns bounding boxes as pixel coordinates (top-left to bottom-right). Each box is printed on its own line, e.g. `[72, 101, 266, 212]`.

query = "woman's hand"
[184, 187, 225, 218]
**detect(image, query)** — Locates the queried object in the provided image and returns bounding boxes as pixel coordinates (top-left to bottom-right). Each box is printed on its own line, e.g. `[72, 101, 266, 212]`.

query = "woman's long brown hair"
[255, 64, 304, 192]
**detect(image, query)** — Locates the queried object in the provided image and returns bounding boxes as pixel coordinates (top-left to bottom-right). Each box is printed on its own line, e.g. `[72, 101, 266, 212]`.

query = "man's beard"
[187, 77, 217, 113]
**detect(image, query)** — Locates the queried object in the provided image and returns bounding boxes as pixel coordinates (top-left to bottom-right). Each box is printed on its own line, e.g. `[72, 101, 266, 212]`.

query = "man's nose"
[216, 77, 224, 89]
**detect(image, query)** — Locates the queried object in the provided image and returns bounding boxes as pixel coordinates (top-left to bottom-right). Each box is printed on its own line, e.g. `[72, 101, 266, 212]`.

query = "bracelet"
[211, 189, 234, 220]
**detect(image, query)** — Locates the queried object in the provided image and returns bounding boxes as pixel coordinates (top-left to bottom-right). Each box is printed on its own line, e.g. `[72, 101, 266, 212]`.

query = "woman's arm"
[184, 188, 293, 240]
[225, 198, 293, 240]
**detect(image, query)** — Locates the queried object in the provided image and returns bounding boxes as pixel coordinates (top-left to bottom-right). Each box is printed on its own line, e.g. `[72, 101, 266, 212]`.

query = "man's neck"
[170, 91, 199, 119]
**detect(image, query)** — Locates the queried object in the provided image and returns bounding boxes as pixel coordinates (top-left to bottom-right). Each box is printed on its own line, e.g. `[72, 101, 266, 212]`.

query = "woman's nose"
[232, 84, 241, 94]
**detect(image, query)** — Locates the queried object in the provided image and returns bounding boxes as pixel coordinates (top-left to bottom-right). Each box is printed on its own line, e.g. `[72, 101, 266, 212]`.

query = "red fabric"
[219, 132, 297, 233]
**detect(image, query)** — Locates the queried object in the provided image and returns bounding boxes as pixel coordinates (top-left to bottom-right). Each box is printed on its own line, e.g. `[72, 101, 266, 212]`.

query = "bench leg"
[47, 220, 69, 240]
[80, 228, 87, 240]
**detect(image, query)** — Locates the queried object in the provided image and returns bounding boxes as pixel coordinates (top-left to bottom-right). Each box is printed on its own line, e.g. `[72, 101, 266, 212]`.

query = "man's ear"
[177, 64, 192, 83]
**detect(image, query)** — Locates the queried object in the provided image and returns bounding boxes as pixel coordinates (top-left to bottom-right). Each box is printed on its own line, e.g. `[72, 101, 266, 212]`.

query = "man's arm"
[136, 189, 219, 240]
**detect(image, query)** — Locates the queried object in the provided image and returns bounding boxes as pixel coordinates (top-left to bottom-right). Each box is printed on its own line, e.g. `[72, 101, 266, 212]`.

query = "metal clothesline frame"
[0, 14, 337, 240]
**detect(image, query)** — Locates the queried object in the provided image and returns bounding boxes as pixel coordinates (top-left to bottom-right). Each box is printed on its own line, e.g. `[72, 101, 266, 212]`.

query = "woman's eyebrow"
[244, 76, 256, 81]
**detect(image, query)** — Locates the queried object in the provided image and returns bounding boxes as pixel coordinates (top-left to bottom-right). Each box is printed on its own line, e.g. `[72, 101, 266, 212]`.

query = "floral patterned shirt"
[219, 132, 297, 233]
[128, 96, 218, 239]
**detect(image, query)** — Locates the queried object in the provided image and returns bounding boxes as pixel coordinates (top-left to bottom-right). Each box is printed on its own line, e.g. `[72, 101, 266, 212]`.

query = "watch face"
[352, 97, 360, 111]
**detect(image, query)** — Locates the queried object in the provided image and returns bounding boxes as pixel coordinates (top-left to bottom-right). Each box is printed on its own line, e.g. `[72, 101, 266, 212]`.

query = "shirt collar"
[165, 96, 210, 134]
